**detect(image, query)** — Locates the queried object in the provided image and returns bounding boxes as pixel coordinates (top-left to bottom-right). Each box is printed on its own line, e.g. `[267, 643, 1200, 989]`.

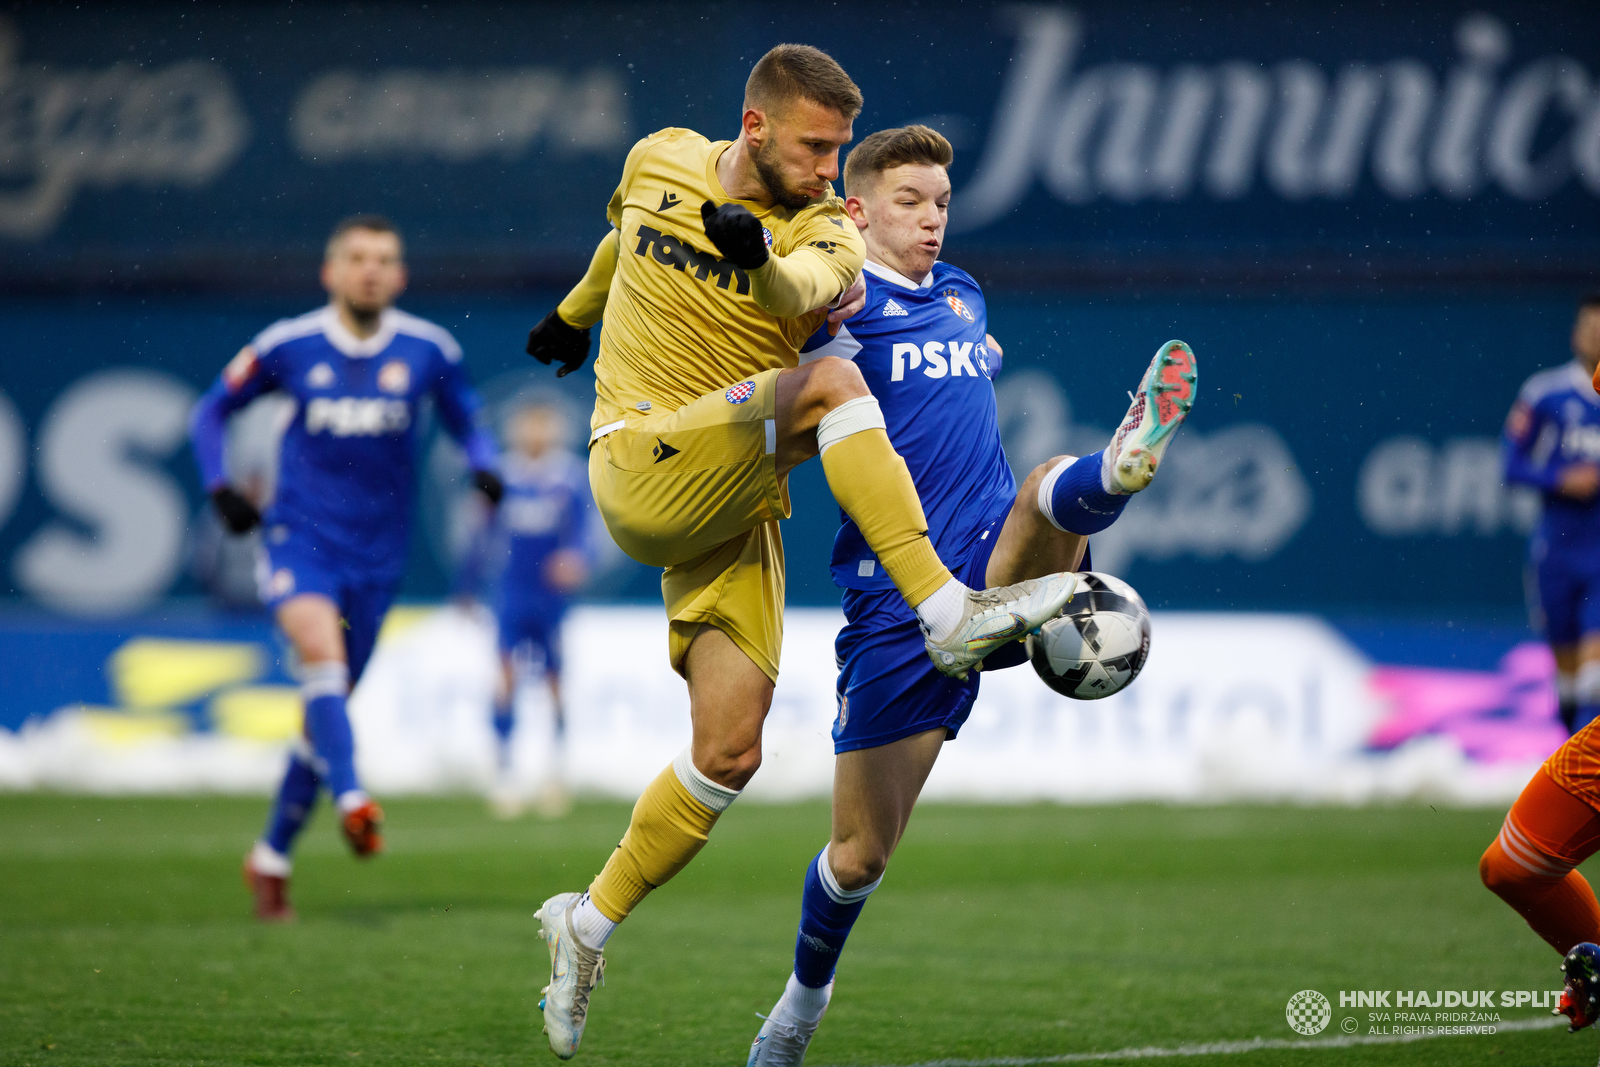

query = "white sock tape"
[818, 843, 882, 904]
[672, 747, 741, 813]
[1035, 454, 1079, 533]
[300, 660, 349, 701]
[816, 395, 887, 455]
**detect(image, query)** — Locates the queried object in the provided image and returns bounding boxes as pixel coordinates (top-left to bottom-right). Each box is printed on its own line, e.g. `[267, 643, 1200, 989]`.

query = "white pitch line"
[827, 1015, 1568, 1067]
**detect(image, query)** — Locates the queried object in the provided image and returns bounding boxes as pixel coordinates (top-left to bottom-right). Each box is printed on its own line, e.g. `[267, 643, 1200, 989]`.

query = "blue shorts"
[257, 528, 397, 683]
[1532, 555, 1600, 646]
[833, 511, 1022, 754]
[498, 609, 565, 675]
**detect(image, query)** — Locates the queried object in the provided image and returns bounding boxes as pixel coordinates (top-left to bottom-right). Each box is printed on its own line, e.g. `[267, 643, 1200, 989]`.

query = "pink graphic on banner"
[1366, 642, 1566, 764]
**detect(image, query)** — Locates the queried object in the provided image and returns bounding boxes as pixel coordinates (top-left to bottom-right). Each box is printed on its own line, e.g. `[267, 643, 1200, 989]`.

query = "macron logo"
[882, 298, 908, 317]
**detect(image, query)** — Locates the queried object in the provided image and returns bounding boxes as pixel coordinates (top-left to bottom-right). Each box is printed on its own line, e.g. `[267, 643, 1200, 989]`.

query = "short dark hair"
[1581, 292, 1600, 312]
[843, 124, 954, 195]
[744, 44, 862, 121]
[326, 214, 402, 258]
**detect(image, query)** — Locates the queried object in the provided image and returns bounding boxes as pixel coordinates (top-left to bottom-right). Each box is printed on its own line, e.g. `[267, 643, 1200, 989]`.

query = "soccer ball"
[1026, 572, 1151, 699]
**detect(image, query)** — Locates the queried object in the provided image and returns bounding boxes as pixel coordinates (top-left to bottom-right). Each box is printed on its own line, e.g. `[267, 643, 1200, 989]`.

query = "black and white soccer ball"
[1026, 572, 1151, 699]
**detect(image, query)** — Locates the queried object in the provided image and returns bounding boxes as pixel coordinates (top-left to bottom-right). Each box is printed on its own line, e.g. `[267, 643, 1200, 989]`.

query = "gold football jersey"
[590, 127, 864, 428]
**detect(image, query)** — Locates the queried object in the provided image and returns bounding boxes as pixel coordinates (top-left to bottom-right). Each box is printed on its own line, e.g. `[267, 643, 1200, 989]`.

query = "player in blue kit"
[1504, 294, 1600, 735]
[745, 127, 1196, 1063]
[190, 216, 503, 921]
[457, 400, 594, 817]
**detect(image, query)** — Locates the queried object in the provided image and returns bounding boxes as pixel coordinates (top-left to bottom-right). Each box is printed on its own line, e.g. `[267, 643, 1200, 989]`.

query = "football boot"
[340, 799, 385, 857]
[242, 846, 295, 923]
[747, 981, 831, 1066]
[924, 571, 1084, 680]
[1104, 339, 1197, 493]
[1556, 941, 1600, 1032]
[537, 892, 606, 1059]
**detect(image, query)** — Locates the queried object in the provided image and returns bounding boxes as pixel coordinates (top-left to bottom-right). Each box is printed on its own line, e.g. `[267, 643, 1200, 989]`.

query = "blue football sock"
[1576, 705, 1600, 733]
[793, 846, 881, 989]
[264, 752, 321, 855]
[301, 662, 361, 800]
[491, 701, 514, 770]
[1040, 450, 1128, 536]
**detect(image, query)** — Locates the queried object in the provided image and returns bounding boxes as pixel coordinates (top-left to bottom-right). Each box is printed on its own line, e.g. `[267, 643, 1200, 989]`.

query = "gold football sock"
[586, 749, 738, 923]
[818, 398, 953, 607]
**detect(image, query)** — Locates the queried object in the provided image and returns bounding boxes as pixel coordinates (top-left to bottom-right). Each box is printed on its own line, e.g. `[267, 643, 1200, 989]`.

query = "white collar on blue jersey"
[862, 259, 935, 291]
[319, 305, 399, 358]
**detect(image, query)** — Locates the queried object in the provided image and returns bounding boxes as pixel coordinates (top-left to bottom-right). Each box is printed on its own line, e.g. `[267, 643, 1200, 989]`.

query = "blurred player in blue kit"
[190, 216, 503, 921]
[1504, 294, 1600, 735]
[456, 400, 594, 817]
[745, 127, 1197, 1063]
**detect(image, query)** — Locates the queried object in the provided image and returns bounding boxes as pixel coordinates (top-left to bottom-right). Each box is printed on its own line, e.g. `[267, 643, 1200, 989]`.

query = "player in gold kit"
[521, 45, 1082, 1057]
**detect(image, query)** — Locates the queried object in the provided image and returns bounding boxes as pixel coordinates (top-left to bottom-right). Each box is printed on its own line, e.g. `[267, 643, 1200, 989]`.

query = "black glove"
[472, 469, 504, 505]
[700, 200, 770, 270]
[526, 309, 591, 378]
[211, 486, 261, 535]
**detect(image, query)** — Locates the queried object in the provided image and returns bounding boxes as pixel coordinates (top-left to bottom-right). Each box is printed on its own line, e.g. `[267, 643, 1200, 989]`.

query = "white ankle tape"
[816, 395, 886, 455]
[672, 747, 740, 813]
[818, 843, 882, 904]
[300, 660, 349, 700]
[1035, 455, 1079, 533]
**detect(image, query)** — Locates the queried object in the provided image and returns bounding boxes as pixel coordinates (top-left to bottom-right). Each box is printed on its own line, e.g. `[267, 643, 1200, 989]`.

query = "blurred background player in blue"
[747, 126, 1195, 1062]
[455, 399, 593, 818]
[1504, 294, 1600, 736]
[189, 215, 503, 921]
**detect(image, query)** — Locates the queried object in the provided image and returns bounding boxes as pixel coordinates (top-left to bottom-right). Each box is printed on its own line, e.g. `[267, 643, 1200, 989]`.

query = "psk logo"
[306, 362, 335, 389]
[377, 360, 411, 394]
[725, 381, 756, 405]
[761, 226, 774, 250]
[945, 292, 975, 322]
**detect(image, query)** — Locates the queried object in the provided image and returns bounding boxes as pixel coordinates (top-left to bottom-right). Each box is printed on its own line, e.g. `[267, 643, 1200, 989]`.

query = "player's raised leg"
[773, 354, 1082, 680]
[749, 727, 945, 1064]
[985, 340, 1196, 587]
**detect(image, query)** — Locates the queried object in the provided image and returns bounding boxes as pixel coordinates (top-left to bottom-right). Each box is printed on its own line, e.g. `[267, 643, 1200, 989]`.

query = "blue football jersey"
[492, 450, 594, 617]
[802, 260, 1016, 591]
[1504, 360, 1600, 563]
[192, 305, 498, 584]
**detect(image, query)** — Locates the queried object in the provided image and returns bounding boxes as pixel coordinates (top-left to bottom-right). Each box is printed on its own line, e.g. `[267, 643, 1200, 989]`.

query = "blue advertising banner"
[0, 2, 1593, 287]
[0, 288, 1579, 618]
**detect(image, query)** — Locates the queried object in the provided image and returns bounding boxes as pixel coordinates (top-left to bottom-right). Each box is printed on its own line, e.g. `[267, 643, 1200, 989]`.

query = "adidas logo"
[882, 298, 908, 316]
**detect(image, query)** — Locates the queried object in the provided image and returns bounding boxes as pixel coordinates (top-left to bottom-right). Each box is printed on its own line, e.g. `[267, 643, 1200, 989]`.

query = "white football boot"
[923, 570, 1084, 679]
[1104, 339, 1197, 493]
[536, 891, 606, 1059]
[747, 980, 832, 1066]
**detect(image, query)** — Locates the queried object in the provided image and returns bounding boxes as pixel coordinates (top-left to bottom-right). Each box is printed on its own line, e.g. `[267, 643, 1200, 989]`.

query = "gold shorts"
[590, 369, 790, 681]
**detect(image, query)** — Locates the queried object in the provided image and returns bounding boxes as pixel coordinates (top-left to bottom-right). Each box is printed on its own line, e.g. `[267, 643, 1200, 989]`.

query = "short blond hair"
[843, 125, 953, 196]
[744, 44, 862, 121]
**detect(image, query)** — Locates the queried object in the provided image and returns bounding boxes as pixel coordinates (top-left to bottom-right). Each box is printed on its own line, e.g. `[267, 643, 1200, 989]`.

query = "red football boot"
[242, 848, 296, 923]
[341, 799, 385, 857]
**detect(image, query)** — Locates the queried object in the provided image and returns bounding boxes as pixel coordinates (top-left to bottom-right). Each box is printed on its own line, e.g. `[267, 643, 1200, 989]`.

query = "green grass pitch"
[3, 794, 1597, 1066]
